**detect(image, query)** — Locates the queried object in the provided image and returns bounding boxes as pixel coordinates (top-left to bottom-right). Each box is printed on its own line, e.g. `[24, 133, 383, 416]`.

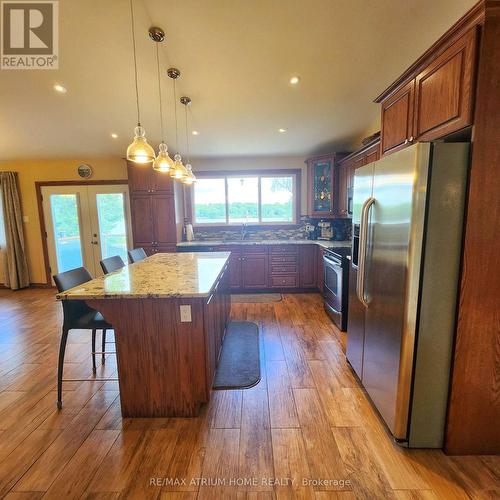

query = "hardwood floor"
[0, 288, 498, 499]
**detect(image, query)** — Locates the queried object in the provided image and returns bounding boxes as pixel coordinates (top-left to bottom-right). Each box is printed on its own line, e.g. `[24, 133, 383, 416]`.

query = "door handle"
[356, 197, 375, 308]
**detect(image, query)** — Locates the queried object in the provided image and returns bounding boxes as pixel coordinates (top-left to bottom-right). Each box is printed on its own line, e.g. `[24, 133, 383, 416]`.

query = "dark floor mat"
[213, 321, 260, 389]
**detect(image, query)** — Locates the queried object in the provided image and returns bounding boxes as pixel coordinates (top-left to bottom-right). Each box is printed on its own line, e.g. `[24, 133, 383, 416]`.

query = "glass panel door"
[42, 186, 94, 278]
[87, 185, 132, 273]
[50, 194, 84, 272]
[42, 185, 132, 281]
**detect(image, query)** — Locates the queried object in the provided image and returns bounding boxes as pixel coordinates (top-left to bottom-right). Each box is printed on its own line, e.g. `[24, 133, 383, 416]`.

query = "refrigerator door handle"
[356, 197, 375, 308]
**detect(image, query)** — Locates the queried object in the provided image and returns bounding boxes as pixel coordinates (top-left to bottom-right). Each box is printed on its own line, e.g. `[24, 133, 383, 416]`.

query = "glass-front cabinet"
[307, 154, 338, 217]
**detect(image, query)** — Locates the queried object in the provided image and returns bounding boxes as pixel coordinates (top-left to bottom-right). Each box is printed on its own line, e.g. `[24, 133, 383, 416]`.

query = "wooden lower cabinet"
[317, 246, 325, 293]
[203, 265, 231, 395]
[299, 245, 317, 288]
[179, 243, 334, 292]
[228, 250, 243, 289]
[241, 252, 268, 289]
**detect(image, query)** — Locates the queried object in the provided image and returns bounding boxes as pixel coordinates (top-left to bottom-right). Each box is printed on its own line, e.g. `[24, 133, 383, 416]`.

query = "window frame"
[188, 169, 301, 228]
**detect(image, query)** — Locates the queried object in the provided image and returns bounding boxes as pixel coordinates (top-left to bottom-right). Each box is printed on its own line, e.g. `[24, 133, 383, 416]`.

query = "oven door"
[323, 254, 343, 315]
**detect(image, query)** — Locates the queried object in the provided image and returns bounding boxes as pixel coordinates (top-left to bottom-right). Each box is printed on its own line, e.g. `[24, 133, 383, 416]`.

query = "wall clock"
[77, 163, 93, 179]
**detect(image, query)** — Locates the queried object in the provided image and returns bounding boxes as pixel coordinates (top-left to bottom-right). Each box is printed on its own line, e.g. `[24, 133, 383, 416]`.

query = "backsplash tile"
[192, 218, 352, 242]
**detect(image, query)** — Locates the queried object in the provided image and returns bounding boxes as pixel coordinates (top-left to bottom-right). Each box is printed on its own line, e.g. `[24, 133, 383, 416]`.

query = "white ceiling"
[0, 0, 477, 160]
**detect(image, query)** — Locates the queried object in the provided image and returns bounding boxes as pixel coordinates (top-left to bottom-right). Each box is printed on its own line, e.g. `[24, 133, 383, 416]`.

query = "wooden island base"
[56, 252, 232, 418]
[86, 282, 230, 417]
[87, 276, 230, 417]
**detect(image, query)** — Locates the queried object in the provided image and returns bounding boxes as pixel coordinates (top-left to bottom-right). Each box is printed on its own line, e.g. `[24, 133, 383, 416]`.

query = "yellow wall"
[0, 155, 309, 285]
[0, 158, 127, 284]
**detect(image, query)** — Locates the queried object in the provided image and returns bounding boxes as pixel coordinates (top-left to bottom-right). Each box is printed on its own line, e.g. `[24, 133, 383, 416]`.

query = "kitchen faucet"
[240, 222, 248, 240]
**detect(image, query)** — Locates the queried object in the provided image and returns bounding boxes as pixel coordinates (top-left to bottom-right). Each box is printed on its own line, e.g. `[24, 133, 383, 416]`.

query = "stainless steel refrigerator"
[347, 142, 469, 448]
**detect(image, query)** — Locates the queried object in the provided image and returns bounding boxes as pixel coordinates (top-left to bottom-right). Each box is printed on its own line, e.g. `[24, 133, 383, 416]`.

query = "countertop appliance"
[317, 220, 333, 240]
[323, 247, 350, 330]
[347, 142, 469, 448]
[305, 223, 317, 240]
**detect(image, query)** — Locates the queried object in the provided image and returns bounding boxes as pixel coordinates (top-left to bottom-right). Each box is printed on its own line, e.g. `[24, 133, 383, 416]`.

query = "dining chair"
[128, 247, 147, 263]
[100, 255, 125, 275]
[53, 266, 114, 409]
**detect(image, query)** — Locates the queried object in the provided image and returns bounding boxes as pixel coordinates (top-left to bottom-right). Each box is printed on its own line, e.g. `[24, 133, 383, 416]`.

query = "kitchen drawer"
[217, 246, 241, 254]
[270, 264, 298, 275]
[270, 275, 299, 288]
[242, 246, 268, 254]
[269, 245, 298, 254]
[270, 255, 298, 264]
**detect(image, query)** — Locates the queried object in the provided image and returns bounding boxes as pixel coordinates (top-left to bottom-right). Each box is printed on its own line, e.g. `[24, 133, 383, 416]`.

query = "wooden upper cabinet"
[127, 162, 173, 194]
[378, 26, 479, 157]
[413, 27, 478, 141]
[365, 149, 379, 165]
[127, 164, 152, 194]
[307, 154, 340, 217]
[151, 169, 174, 194]
[380, 80, 415, 156]
[336, 165, 349, 217]
[337, 138, 380, 217]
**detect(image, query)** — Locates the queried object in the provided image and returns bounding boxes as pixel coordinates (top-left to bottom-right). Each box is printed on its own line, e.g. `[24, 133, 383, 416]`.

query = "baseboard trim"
[0, 283, 53, 289]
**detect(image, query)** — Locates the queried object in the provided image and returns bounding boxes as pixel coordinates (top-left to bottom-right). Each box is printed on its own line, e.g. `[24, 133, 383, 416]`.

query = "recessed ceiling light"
[53, 84, 67, 93]
[192, 130, 199, 135]
[278, 128, 287, 133]
[289, 76, 300, 85]
[111, 133, 118, 139]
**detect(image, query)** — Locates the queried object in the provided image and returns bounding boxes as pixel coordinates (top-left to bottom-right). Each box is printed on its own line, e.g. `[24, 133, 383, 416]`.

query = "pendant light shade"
[150, 27, 173, 173]
[153, 141, 174, 172]
[171, 153, 188, 179]
[180, 96, 197, 185]
[126, 0, 154, 164]
[167, 68, 188, 180]
[127, 125, 156, 163]
[183, 163, 197, 184]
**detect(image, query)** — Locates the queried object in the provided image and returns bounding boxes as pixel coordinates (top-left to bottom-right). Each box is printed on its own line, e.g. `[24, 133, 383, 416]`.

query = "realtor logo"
[1, 1, 58, 69]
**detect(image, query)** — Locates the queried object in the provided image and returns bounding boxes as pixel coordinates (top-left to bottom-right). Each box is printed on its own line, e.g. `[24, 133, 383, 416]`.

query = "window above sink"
[189, 170, 300, 227]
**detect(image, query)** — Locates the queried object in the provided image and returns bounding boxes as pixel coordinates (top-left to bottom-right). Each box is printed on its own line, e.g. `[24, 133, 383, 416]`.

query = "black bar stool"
[128, 247, 147, 263]
[98, 255, 125, 361]
[53, 266, 115, 409]
[100, 255, 125, 274]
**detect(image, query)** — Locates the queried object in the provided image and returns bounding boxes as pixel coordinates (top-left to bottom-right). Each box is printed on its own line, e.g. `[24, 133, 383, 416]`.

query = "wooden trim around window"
[184, 169, 302, 229]
[35, 179, 128, 285]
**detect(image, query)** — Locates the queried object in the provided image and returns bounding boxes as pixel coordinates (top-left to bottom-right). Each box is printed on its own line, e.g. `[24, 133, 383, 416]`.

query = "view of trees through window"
[193, 174, 295, 224]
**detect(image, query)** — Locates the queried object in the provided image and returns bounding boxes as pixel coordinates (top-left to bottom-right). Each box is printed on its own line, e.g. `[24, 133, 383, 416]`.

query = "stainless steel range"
[323, 247, 350, 331]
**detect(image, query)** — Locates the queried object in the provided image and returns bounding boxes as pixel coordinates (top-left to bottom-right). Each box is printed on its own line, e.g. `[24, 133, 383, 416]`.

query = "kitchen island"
[57, 252, 231, 418]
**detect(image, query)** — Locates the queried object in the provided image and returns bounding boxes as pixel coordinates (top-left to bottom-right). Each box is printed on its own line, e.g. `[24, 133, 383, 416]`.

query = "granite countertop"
[56, 252, 230, 300]
[176, 239, 352, 250]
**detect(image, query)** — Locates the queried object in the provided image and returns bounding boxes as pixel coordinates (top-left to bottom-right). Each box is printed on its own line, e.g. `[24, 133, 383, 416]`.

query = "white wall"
[191, 156, 308, 214]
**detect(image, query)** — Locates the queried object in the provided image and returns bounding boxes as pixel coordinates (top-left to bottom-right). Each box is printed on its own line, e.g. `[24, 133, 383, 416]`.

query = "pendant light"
[167, 68, 188, 180]
[180, 96, 197, 185]
[126, 0, 155, 164]
[149, 27, 174, 173]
